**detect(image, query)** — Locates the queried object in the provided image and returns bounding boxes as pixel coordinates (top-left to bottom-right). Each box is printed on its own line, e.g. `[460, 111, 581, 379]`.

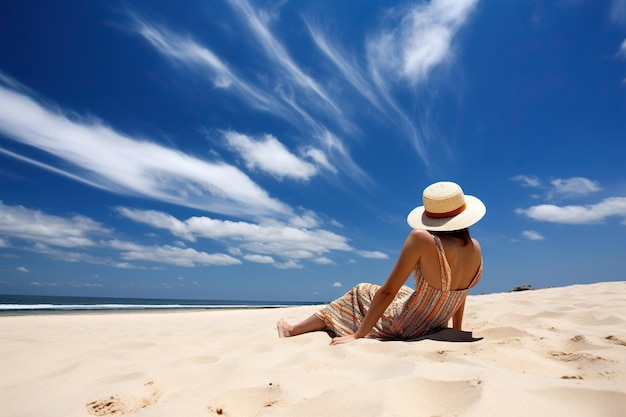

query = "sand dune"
[1, 281, 625, 416]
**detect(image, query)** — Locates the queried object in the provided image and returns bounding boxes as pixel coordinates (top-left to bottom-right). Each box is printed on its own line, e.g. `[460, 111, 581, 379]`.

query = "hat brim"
[407, 195, 486, 231]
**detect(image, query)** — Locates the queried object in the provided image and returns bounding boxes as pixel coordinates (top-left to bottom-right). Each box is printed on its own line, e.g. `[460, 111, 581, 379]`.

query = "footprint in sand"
[605, 335, 626, 346]
[86, 395, 127, 416]
[86, 381, 160, 416]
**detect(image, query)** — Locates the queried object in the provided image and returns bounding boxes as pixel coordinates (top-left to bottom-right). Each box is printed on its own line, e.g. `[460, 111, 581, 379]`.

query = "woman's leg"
[277, 315, 327, 337]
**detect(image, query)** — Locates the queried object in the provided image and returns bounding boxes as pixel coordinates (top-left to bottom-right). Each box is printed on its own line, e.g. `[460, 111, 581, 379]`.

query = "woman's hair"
[432, 228, 471, 246]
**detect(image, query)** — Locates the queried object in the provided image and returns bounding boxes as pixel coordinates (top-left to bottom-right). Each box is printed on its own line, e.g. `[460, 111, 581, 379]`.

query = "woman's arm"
[452, 296, 466, 330]
[330, 230, 428, 345]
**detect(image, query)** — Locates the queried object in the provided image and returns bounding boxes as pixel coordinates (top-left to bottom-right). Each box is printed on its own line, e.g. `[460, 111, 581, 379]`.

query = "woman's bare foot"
[276, 319, 294, 337]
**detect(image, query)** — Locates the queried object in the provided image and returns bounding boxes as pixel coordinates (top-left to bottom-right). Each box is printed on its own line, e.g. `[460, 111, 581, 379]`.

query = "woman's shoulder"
[406, 229, 439, 250]
[470, 238, 482, 254]
[408, 228, 434, 241]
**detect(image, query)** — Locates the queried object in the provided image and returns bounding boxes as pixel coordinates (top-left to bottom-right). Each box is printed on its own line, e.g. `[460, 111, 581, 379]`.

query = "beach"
[1, 281, 625, 417]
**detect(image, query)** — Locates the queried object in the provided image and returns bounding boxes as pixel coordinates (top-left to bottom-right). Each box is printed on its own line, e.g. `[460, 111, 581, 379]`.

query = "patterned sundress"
[315, 235, 482, 339]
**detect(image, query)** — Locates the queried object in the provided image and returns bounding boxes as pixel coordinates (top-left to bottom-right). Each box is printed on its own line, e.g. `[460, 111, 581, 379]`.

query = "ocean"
[0, 294, 323, 315]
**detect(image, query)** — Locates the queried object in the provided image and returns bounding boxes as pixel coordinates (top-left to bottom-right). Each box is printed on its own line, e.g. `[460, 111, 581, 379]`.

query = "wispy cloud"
[367, 0, 478, 86]
[223, 131, 320, 180]
[225, 0, 343, 118]
[306, 20, 434, 166]
[0, 77, 290, 219]
[116, 207, 388, 267]
[522, 230, 545, 240]
[131, 15, 287, 115]
[365, 0, 478, 163]
[0, 201, 242, 267]
[512, 175, 542, 188]
[313, 129, 372, 186]
[130, 13, 368, 187]
[0, 201, 109, 248]
[16, 266, 29, 272]
[305, 22, 384, 112]
[108, 240, 241, 267]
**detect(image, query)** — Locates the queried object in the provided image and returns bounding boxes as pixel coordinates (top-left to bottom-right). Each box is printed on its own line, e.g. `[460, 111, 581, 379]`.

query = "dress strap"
[431, 235, 452, 291]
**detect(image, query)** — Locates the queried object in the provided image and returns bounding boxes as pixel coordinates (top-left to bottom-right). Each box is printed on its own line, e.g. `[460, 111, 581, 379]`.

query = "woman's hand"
[329, 334, 359, 345]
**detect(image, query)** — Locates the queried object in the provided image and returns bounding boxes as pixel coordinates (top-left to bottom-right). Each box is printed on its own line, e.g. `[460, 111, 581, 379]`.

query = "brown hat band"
[424, 203, 467, 219]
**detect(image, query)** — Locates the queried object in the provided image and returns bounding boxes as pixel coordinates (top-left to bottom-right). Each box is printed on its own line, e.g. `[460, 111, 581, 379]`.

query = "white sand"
[1, 281, 625, 417]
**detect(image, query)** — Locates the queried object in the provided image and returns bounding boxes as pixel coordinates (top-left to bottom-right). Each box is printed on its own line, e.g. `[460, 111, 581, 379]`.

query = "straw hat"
[407, 182, 485, 231]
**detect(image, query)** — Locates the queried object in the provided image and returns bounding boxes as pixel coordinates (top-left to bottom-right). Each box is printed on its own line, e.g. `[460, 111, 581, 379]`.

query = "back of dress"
[384, 235, 482, 339]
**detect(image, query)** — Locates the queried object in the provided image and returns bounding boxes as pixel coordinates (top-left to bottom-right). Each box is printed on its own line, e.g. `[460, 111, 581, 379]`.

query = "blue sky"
[1, 0, 625, 301]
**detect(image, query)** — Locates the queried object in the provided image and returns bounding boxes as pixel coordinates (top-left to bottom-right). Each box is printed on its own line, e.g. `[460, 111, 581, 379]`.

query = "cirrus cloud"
[0, 76, 290, 219]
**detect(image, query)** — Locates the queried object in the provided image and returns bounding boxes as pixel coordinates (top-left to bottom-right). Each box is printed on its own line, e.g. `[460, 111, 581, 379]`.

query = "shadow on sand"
[407, 328, 483, 343]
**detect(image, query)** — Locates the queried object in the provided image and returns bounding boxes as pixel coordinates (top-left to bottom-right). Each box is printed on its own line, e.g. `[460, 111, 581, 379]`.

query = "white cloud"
[29, 243, 146, 269]
[0, 202, 241, 268]
[313, 257, 334, 265]
[356, 250, 390, 260]
[0, 238, 8, 247]
[133, 17, 232, 87]
[0, 201, 109, 248]
[550, 177, 601, 197]
[521, 230, 545, 241]
[364, 0, 478, 163]
[514, 175, 602, 200]
[303, 147, 337, 174]
[16, 266, 29, 272]
[228, 247, 243, 256]
[116, 207, 388, 265]
[516, 197, 626, 225]
[108, 240, 241, 267]
[130, 13, 368, 186]
[512, 175, 542, 188]
[223, 131, 318, 180]
[367, 0, 478, 85]
[244, 254, 274, 264]
[332, 282, 343, 288]
[288, 212, 321, 229]
[116, 207, 196, 241]
[0, 78, 290, 219]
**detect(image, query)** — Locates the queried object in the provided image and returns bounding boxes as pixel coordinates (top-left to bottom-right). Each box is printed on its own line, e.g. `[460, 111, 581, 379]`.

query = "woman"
[277, 181, 485, 345]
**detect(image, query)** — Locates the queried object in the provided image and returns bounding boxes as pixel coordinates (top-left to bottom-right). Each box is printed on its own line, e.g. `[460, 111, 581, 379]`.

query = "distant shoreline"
[0, 294, 325, 316]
